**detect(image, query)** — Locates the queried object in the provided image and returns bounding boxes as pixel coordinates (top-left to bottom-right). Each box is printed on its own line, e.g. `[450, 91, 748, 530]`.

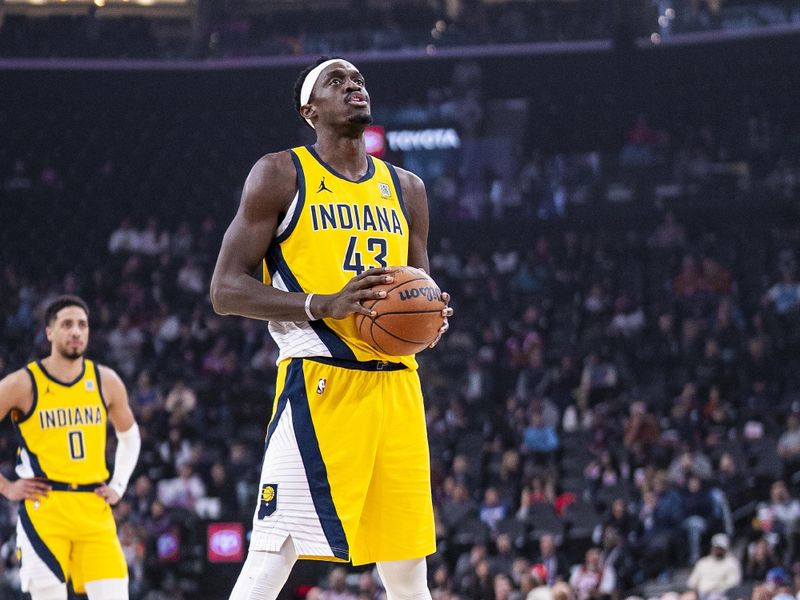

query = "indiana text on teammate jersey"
[0, 295, 141, 600]
[210, 57, 453, 600]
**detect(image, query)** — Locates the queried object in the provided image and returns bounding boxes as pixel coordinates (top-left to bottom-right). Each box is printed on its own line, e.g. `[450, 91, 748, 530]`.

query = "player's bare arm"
[0, 370, 51, 501]
[95, 365, 139, 505]
[210, 151, 394, 322]
[396, 167, 453, 345]
[99, 365, 135, 433]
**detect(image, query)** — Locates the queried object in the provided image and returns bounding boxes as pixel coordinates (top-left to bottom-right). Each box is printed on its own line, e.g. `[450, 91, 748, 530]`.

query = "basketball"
[357, 266, 446, 356]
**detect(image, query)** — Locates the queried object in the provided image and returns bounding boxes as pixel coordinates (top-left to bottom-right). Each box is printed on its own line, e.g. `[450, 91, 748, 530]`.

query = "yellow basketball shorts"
[249, 357, 435, 565]
[16, 490, 127, 593]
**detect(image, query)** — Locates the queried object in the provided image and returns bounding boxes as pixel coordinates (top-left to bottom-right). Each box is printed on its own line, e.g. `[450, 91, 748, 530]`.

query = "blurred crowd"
[1, 50, 800, 600]
[0, 0, 609, 60]
[2, 178, 800, 600]
[1, 0, 798, 60]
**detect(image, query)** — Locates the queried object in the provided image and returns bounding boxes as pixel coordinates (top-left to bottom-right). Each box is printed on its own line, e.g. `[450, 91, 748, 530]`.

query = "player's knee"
[83, 578, 129, 600]
[377, 559, 431, 600]
[28, 582, 68, 600]
[229, 546, 297, 600]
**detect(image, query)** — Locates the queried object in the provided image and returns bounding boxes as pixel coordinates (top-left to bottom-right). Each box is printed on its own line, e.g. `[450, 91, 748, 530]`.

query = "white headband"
[299, 59, 357, 129]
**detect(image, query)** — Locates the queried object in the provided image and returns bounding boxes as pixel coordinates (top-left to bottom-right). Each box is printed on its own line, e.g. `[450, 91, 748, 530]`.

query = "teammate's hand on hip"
[1, 477, 51, 502]
[429, 291, 453, 348]
[94, 482, 121, 506]
[315, 266, 396, 320]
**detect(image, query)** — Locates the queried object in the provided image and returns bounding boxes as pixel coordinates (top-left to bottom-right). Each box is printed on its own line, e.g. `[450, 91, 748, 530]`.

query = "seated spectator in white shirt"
[686, 534, 742, 599]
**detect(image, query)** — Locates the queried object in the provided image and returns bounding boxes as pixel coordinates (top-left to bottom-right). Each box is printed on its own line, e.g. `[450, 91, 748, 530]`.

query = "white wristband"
[109, 422, 141, 498]
[304, 293, 317, 321]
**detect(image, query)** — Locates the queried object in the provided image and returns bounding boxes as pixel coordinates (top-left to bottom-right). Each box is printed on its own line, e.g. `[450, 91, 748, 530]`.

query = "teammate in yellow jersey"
[211, 57, 453, 599]
[0, 295, 141, 600]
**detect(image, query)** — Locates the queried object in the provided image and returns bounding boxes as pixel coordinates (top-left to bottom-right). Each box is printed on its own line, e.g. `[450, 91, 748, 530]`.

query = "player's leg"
[83, 579, 129, 600]
[27, 583, 68, 600]
[17, 500, 71, 600]
[249, 359, 379, 562]
[350, 369, 435, 565]
[70, 494, 128, 600]
[376, 558, 431, 600]
[229, 537, 298, 600]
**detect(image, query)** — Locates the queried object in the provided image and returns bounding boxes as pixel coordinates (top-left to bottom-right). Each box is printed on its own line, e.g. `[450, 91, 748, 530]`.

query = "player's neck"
[313, 134, 368, 181]
[42, 354, 84, 381]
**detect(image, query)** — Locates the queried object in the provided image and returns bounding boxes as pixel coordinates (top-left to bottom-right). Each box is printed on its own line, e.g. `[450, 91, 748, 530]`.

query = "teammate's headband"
[299, 59, 357, 129]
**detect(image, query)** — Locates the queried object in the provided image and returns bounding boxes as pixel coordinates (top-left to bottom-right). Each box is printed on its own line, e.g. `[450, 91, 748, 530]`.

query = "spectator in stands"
[463, 558, 494, 599]
[494, 573, 520, 600]
[322, 567, 357, 600]
[680, 474, 716, 564]
[578, 352, 618, 406]
[442, 481, 479, 532]
[713, 452, 750, 514]
[778, 412, 800, 477]
[526, 563, 552, 600]
[745, 538, 780, 581]
[599, 499, 636, 544]
[754, 481, 800, 560]
[650, 212, 686, 249]
[569, 547, 616, 600]
[431, 564, 453, 599]
[668, 446, 713, 485]
[490, 449, 523, 508]
[522, 410, 559, 457]
[623, 401, 660, 454]
[636, 473, 684, 579]
[357, 571, 384, 600]
[130, 474, 155, 523]
[686, 534, 742, 599]
[536, 534, 568, 585]
[454, 544, 489, 592]
[673, 255, 704, 300]
[138, 217, 170, 256]
[109, 218, 137, 254]
[131, 370, 162, 410]
[118, 522, 146, 595]
[204, 462, 238, 520]
[157, 462, 206, 512]
[700, 257, 733, 297]
[608, 293, 646, 338]
[164, 380, 197, 421]
[176, 256, 205, 296]
[107, 315, 145, 379]
[491, 533, 516, 576]
[518, 476, 556, 520]
[480, 487, 509, 532]
[763, 269, 800, 315]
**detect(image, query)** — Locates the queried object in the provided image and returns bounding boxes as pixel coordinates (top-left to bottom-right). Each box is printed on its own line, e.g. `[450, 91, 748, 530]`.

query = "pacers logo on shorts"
[258, 484, 278, 519]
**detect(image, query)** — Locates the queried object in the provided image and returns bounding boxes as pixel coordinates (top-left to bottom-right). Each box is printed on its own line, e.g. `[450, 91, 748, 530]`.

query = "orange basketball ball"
[356, 266, 446, 356]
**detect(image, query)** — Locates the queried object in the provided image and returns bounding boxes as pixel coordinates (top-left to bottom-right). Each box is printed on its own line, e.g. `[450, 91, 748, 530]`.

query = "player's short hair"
[293, 56, 342, 127]
[44, 295, 89, 325]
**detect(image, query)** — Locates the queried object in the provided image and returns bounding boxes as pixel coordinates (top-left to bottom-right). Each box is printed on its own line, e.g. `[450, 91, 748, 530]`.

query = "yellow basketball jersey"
[13, 359, 109, 485]
[263, 145, 417, 369]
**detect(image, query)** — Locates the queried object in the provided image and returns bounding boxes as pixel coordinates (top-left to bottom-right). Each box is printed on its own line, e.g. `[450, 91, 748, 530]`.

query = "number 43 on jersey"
[343, 236, 387, 276]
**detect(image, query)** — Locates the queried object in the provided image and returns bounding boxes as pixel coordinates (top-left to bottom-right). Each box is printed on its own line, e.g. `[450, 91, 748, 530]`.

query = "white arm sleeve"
[109, 423, 141, 497]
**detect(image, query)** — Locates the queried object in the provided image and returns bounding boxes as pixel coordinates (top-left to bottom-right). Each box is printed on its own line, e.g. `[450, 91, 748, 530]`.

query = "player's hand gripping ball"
[356, 266, 447, 356]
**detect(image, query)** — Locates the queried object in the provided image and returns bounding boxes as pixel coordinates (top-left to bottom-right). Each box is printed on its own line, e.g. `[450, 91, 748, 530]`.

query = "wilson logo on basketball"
[398, 286, 441, 302]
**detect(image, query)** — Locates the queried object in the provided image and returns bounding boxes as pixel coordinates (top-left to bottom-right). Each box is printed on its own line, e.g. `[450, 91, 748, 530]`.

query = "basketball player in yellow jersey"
[211, 57, 452, 600]
[0, 295, 141, 600]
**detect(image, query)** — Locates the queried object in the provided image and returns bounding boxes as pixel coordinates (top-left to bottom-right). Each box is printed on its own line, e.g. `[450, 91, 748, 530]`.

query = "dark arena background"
[2, 0, 800, 598]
